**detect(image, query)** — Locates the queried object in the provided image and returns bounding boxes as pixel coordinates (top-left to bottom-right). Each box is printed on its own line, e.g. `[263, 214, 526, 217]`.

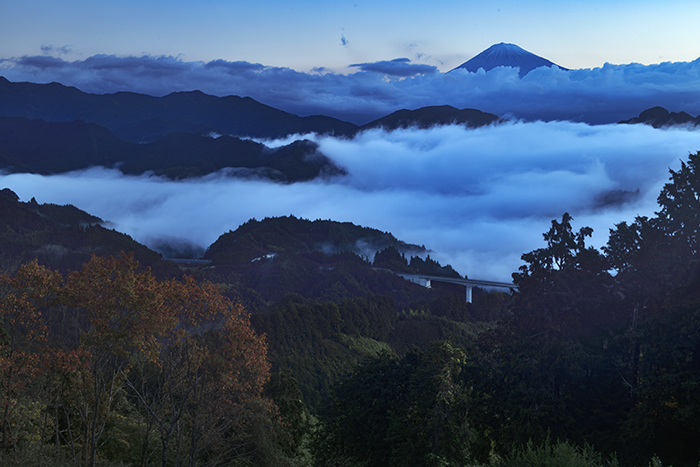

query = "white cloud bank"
[3, 121, 700, 281]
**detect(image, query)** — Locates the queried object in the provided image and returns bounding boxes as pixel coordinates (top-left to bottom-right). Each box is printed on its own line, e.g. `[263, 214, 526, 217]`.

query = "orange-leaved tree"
[63, 253, 175, 467]
[126, 275, 272, 467]
[184, 295, 272, 466]
[0, 260, 62, 449]
[1, 253, 272, 467]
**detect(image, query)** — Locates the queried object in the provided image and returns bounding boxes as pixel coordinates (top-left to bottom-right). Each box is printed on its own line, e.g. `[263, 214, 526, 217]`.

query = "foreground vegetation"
[0, 254, 280, 467]
[3, 152, 700, 466]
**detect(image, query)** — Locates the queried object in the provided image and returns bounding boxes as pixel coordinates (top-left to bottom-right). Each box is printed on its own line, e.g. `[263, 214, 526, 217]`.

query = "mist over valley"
[3, 118, 700, 280]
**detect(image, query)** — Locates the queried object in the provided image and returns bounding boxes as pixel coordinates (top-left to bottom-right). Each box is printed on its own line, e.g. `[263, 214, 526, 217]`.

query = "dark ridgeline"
[0, 76, 358, 142]
[0, 77, 504, 181]
[360, 105, 501, 131]
[0, 116, 344, 181]
[619, 105, 700, 128]
[0, 76, 502, 144]
[0, 188, 168, 274]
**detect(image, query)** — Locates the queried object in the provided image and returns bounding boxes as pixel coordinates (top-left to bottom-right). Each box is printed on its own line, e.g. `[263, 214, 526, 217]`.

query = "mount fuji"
[451, 42, 568, 77]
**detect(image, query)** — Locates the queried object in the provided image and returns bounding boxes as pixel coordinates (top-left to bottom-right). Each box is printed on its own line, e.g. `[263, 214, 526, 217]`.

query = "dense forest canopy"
[312, 152, 700, 467]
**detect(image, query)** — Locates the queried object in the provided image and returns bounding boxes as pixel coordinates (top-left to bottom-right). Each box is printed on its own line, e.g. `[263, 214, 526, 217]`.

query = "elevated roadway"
[395, 273, 516, 303]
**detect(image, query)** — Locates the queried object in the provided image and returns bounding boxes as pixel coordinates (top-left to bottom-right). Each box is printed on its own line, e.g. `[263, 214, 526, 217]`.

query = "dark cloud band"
[2, 54, 700, 125]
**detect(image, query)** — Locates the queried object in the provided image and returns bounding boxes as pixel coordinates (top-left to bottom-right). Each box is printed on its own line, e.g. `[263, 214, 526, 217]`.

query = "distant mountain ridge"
[361, 105, 501, 131]
[0, 77, 358, 143]
[0, 77, 506, 180]
[619, 106, 700, 128]
[451, 42, 568, 77]
[0, 116, 344, 181]
[0, 77, 504, 141]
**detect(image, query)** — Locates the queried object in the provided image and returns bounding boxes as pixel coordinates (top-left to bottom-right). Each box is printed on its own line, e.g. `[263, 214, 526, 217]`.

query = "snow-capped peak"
[450, 42, 567, 77]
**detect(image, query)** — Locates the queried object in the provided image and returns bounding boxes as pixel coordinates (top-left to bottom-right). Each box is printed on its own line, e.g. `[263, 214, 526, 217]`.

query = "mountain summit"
[451, 42, 568, 77]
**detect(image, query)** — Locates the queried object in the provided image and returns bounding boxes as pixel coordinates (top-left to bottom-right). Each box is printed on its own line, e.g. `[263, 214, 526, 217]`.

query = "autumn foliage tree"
[0, 253, 272, 467]
[126, 275, 272, 467]
[0, 260, 61, 449]
[61, 254, 176, 467]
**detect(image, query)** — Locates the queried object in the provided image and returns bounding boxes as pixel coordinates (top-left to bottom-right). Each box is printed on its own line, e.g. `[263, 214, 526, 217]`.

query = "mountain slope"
[450, 42, 568, 77]
[0, 116, 345, 181]
[194, 215, 508, 408]
[361, 105, 501, 131]
[619, 106, 700, 128]
[203, 215, 428, 265]
[0, 188, 169, 274]
[0, 117, 130, 174]
[0, 77, 359, 142]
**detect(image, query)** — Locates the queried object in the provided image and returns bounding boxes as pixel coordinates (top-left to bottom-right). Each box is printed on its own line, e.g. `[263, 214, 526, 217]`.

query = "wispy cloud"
[3, 122, 699, 280]
[40, 44, 72, 56]
[2, 53, 700, 125]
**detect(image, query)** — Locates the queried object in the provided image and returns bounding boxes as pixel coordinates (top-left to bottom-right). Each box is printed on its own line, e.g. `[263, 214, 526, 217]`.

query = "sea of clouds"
[3, 121, 700, 281]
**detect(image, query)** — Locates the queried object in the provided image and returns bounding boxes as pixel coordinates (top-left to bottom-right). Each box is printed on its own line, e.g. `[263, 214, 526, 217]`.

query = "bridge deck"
[396, 273, 515, 289]
[395, 272, 516, 303]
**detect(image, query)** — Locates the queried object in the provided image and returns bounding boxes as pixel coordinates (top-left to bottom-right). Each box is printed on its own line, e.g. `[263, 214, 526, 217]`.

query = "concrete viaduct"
[395, 273, 516, 303]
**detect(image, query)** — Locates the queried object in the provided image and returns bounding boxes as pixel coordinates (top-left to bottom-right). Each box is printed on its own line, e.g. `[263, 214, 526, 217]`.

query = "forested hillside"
[311, 151, 700, 467]
[0, 188, 170, 274]
[0, 198, 509, 466]
[195, 216, 508, 409]
[359, 105, 501, 131]
[0, 117, 344, 181]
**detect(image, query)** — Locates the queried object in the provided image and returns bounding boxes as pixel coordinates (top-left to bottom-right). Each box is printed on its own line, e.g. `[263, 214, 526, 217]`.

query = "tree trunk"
[2, 365, 13, 449]
[89, 369, 101, 467]
[62, 401, 77, 467]
[630, 340, 640, 404]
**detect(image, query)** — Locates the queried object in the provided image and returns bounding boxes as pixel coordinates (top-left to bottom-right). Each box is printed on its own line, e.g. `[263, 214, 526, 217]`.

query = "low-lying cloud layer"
[2, 54, 700, 124]
[3, 122, 700, 281]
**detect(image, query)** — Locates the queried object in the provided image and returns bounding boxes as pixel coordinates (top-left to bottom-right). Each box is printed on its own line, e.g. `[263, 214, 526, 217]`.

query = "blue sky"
[3, 0, 700, 73]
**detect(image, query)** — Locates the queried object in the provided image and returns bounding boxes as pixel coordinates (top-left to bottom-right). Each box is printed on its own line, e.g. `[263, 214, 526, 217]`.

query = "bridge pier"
[395, 272, 514, 303]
